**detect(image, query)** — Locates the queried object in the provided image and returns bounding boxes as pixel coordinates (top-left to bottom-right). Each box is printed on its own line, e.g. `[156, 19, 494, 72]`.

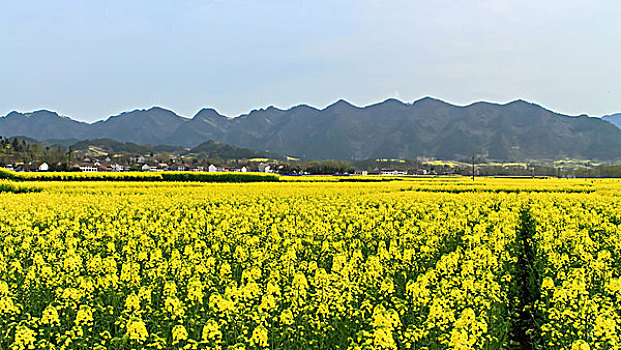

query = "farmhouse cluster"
[4, 154, 274, 173]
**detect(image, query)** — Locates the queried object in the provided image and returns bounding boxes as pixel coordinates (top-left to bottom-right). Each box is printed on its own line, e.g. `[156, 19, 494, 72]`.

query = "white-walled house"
[80, 165, 98, 172]
[241, 166, 247, 172]
[38, 163, 49, 171]
[130, 155, 147, 164]
[380, 170, 407, 176]
[111, 164, 124, 172]
[141, 164, 151, 171]
[258, 163, 272, 173]
[208, 164, 218, 172]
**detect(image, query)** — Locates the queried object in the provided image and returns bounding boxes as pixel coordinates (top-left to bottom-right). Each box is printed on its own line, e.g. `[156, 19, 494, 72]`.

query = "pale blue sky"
[1, 0, 620, 122]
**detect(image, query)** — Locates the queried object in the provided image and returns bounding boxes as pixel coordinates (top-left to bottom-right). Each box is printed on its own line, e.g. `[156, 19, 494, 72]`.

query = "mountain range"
[2, 98, 621, 161]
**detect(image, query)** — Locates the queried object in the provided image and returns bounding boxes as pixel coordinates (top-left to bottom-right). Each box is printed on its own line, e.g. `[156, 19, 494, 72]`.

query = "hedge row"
[0, 180, 42, 193]
[160, 172, 280, 182]
[0, 168, 280, 182]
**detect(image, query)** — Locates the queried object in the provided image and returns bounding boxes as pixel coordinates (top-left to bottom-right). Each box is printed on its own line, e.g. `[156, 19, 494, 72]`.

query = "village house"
[380, 169, 407, 176]
[98, 164, 112, 172]
[130, 155, 146, 164]
[38, 162, 49, 171]
[169, 164, 186, 172]
[229, 166, 248, 172]
[258, 162, 271, 173]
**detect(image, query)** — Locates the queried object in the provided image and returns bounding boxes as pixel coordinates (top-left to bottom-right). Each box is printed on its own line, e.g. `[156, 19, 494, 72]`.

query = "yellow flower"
[119, 262, 140, 286]
[380, 277, 395, 295]
[571, 340, 591, 350]
[280, 309, 295, 326]
[372, 328, 397, 350]
[0, 281, 9, 296]
[541, 277, 555, 291]
[165, 296, 185, 319]
[126, 318, 149, 343]
[164, 281, 178, 296]
[209, 293, 234, 314]
[0, 296, 19, 316]
[124, 293, 141, 313]
[371, 305, 400, 330]
[41, 304, 60, 326]
[448, 308, 488, 349]
[75, 304, 94, 327]
[201, 319, 222, 343]
[266, 281, 281, 296]
[11, 325, 36, 350]
[172, 324, 188, 345]
[249, 325, 268, 348]
[187, 277, 204, 303]
[259, 294, 276, 312]
[220, 263, 232, 280]
[292, 272, 308, 299]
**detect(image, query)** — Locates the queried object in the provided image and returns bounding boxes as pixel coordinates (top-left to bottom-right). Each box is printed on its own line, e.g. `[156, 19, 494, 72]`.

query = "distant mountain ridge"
[88, 107, 188, 144]
[602, 113, 621, 129]
[1, 110, 89, 140]
[3, 98, 621, 161]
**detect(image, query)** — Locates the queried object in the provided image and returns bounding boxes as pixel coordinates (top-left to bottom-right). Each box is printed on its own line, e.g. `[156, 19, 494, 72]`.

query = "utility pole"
[472, 154, 475, 181]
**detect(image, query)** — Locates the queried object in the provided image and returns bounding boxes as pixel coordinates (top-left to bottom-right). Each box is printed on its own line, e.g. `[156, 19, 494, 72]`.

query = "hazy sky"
[1, 0, 620, 122]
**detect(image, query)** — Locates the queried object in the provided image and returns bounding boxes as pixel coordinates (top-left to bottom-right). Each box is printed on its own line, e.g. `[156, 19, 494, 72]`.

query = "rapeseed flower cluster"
[0, 178, 618, 349]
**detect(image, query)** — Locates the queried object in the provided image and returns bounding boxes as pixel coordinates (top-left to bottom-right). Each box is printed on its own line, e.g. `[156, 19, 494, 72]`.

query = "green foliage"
[0, 168, 16, 180]
[338, 176, 403, 182]
[160, 172, 280, 182]
[0, 169, 280, 182]
[187, 140, 283, 160]
[0, 180, 41, 193]
[301, 160, 354, 175]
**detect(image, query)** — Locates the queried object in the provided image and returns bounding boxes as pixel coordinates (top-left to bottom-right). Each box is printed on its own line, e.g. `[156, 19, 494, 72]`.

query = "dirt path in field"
[511, 205, 540, 350]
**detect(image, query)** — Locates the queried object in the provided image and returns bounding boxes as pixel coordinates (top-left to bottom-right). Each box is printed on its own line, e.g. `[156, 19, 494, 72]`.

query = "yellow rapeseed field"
[1, 177, 620, 349]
